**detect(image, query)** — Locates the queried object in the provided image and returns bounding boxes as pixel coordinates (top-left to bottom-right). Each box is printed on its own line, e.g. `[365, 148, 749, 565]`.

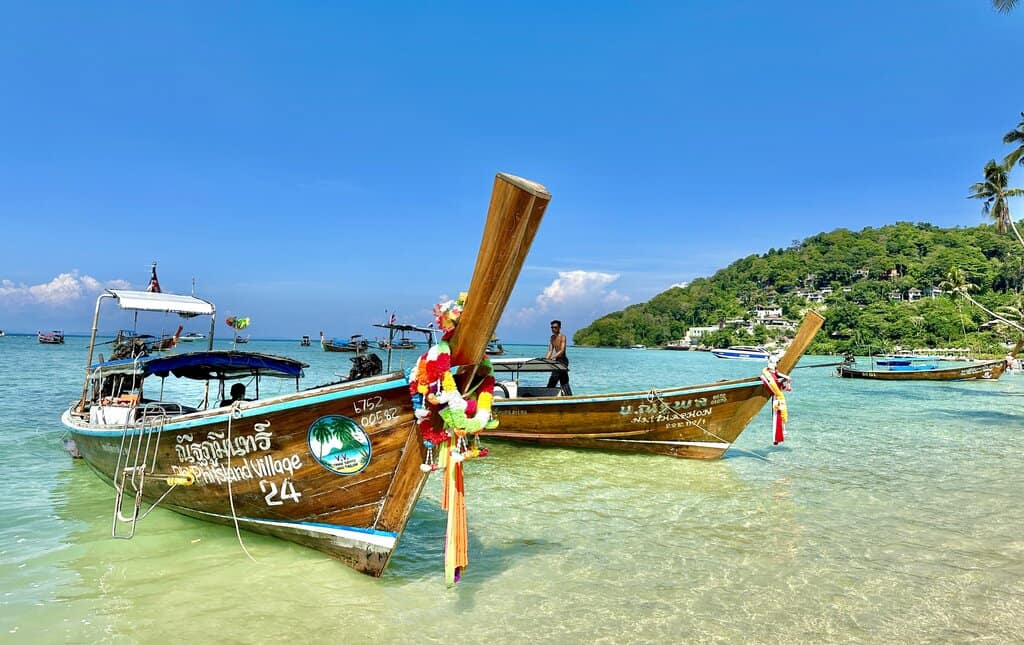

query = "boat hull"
[711, 348, 768, 360]
[488, 377, 771, 459]
[836, 359, 1007, 381]
[322, 341, 366, 352]
[62, 373, 427, 576]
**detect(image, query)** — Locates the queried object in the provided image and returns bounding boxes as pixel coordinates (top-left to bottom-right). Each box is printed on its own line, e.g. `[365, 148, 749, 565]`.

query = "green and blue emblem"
[308, 415, 371, 475]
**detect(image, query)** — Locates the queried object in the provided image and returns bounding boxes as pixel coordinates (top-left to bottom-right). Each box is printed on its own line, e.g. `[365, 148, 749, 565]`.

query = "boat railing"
[135, 402, 197, 420]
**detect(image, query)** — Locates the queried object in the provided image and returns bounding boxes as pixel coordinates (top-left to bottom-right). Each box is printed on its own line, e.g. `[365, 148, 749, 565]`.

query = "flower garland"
[408, 293, 499, 586]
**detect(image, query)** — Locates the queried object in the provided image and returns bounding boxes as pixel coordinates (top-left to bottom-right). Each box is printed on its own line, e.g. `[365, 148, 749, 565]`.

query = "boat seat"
[518, 386, 563, 398]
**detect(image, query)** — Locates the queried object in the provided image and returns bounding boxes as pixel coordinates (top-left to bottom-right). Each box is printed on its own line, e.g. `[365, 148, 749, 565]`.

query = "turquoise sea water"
[1, 334, 1022, 643]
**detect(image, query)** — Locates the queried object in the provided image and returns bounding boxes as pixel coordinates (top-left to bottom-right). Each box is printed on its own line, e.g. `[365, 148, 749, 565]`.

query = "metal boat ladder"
[111, 413, 174, 539]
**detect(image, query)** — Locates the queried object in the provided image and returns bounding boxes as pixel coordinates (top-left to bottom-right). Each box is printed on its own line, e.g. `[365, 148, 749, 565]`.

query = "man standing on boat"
[545, 320, 572, 395]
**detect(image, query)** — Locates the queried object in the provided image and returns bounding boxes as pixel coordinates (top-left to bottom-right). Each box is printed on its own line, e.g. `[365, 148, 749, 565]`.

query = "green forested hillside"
[574, 222, 1024, 354]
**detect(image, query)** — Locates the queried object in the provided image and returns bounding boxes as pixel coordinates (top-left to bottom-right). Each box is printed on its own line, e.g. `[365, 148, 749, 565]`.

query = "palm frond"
[1006, 147, 1024, 169]
[994, 0, 1019, 14]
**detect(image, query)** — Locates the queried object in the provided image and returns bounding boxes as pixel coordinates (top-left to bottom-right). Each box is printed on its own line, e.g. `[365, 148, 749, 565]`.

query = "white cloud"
[0, 272, 130, 308]
[669, 281, 689, 290]
[514, 270, 630, 327]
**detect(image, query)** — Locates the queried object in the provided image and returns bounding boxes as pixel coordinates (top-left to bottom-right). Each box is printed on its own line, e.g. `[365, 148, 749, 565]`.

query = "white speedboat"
[711, 345, 770, 360]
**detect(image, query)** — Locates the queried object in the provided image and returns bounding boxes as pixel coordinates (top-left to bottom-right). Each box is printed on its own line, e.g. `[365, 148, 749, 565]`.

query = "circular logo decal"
[308, 415, 371, 475]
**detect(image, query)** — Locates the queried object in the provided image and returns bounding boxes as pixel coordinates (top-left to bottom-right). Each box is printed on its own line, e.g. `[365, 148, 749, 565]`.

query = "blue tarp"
[90, 351, 307, 381]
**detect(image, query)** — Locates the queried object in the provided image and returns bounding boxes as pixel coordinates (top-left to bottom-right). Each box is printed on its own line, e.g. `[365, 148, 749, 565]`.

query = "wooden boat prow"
[450, 173, 549, 367]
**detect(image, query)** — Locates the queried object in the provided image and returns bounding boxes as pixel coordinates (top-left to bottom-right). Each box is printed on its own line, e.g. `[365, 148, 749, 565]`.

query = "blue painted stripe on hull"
[179, 507, 399, 549]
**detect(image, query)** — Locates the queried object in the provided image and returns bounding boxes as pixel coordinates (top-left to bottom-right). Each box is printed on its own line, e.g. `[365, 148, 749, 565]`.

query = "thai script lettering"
[619, 393, 726, 417]
[174, 421, 272, 465]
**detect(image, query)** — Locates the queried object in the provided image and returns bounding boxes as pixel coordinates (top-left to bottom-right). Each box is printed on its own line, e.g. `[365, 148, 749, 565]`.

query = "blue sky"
[1, 2, 1021, 343]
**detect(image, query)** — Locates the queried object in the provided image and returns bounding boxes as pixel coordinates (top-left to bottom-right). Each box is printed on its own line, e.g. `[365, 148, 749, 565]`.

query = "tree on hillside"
[942, 266, 1024, 333]
[992, 293, 1024, 349]
[993, 0, 1018, 13]
[969, 160, 1024, 248]
[1004, 112, 1024, 169]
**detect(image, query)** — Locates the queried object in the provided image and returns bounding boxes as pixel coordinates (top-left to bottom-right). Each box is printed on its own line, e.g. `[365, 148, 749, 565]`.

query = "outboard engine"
[347, 353, 383, 381]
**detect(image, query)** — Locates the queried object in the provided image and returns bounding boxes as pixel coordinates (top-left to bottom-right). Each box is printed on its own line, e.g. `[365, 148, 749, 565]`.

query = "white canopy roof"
[106, 290, 216, 316]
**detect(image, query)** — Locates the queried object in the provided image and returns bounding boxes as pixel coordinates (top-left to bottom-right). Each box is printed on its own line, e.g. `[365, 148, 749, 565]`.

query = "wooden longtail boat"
[38, 330, 65, 344]
[320, 332, 369, 353]
[61, 172, 550, 577]
[485, 312, 824, 459]
[835, 358, 1007, 381]
[372, 321, 438, 370]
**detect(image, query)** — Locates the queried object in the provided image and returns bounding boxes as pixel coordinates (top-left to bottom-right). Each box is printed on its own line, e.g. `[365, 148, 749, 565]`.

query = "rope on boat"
[646, 389, 772, 463]
[226, 401, 256, 562]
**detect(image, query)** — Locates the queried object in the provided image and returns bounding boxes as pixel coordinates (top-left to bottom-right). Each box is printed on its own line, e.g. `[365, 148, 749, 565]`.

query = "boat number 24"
[260, 478, 302, 506]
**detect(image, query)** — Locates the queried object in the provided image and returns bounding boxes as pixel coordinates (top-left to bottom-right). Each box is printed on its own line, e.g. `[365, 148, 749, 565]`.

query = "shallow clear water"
[1, 335, 1022, 643]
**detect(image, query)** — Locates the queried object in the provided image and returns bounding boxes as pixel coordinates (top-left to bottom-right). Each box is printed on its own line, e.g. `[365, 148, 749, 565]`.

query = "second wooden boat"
[485, 312, 824, 459]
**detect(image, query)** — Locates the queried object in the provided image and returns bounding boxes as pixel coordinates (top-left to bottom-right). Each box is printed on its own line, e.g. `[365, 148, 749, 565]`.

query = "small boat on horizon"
[300, 335, 311, 346]
[37, 330, 65, 344]
[376, 336, 417, 350]
[485, 338, 505, 355]
[320, 332, 369, 353]
[178, 331, 206, 342]
[110, 326, 183, 358]
[711, 345, 769, 360]
[371, 320, 439, 370]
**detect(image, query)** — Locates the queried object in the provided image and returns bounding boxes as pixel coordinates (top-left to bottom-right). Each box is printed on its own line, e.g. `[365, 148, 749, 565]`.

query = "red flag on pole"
[146, 262, 162, 293]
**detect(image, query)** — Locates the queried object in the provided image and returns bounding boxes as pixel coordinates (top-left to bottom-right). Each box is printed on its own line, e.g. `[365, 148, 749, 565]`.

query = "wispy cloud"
[513, 270, 630, 328]
[0, 272, 130, 308]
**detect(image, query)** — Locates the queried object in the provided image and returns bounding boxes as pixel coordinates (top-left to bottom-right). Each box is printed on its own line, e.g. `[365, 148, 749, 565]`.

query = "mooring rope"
[646, 388, 772, 463]
[226, 402, 256, 562]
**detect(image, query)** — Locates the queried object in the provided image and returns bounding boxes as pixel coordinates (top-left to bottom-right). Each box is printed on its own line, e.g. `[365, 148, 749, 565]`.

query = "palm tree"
[1004, 112, 1024, 170]
[968, 160, 1024, 247]
[993, 0, 1018, 13]
[310, 420, 336, 458]
[942, 266, 1024, 333]
[997, 290, 1024, 329]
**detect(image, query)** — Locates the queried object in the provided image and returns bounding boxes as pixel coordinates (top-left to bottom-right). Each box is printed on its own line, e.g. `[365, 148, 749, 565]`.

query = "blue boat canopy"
[90, 351, 307, 381]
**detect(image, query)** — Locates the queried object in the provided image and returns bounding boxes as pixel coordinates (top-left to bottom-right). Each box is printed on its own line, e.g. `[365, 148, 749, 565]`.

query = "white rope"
[226, 402, 256, 562]
[647, 388, 772, 463]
